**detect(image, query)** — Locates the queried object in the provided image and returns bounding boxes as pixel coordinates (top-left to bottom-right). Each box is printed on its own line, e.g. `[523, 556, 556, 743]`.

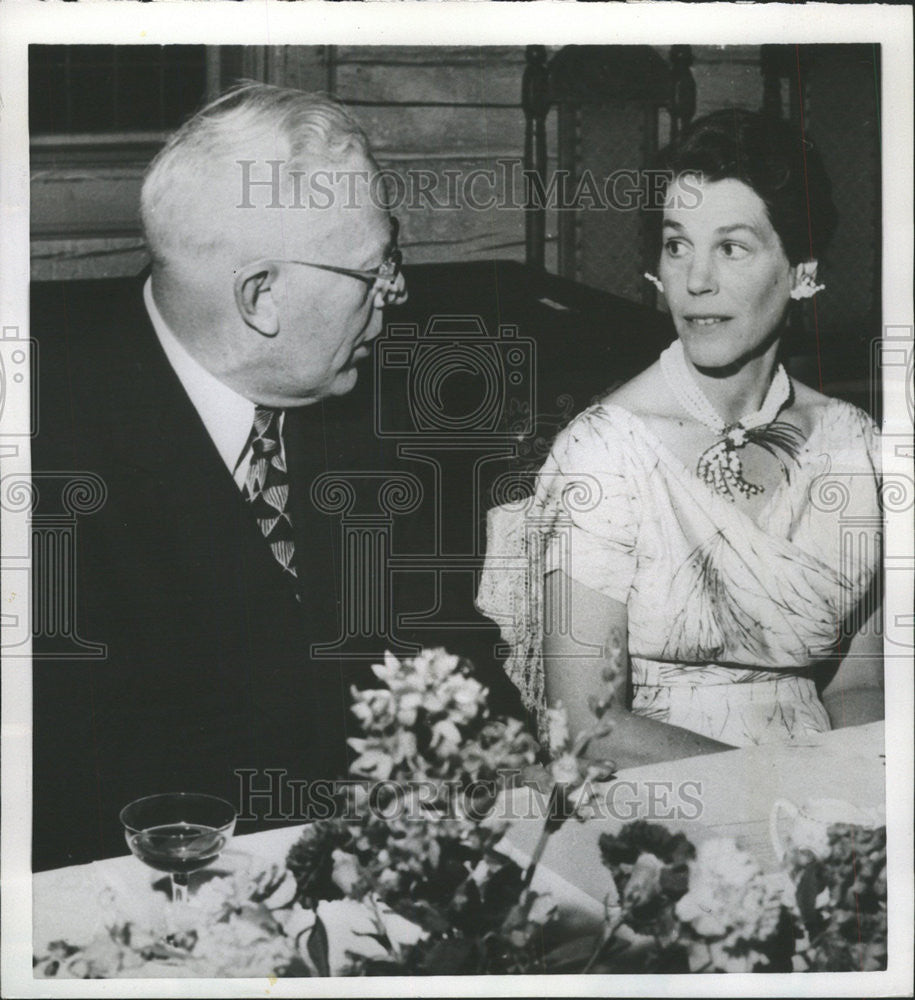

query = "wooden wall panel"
[30, 45, 767, 280]
[350, 106, 524, 158]
[334, 46, 527, 66]
[30, 45, 533, 279]
[335, 64, 521, 107]
[31, 239, 148, 282]
[31, 166, 143, 239]
[380, 155, 526, 264]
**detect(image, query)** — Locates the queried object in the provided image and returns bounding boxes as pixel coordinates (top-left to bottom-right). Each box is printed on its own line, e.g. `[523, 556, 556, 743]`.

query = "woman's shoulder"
[791, 379, 879, 439]
[552, 368, 666, 467]
[790, 381, 880, 480]
[599, 360, 674, 419]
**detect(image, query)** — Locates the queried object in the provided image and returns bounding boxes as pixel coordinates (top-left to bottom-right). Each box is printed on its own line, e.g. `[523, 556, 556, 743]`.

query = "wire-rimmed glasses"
[266, 218, 405, 304]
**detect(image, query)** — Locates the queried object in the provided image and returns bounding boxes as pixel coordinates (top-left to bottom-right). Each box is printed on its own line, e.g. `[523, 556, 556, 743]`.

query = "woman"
[477, 109, 883, 768]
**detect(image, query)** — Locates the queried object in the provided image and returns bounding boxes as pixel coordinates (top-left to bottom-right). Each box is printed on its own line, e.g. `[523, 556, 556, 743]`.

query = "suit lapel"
[283, 402, 342, 636]
[105, 284, 304, 613]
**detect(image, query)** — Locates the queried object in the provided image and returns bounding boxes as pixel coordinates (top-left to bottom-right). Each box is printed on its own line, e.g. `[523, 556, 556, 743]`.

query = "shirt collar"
[144, 277, 255, 477]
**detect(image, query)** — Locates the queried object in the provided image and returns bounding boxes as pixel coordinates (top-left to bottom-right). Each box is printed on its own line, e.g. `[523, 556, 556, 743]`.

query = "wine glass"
[120, 792, 237, 903]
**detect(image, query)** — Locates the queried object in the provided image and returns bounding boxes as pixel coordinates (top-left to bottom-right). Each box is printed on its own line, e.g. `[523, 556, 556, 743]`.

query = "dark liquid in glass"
[128, 822, 226, 874]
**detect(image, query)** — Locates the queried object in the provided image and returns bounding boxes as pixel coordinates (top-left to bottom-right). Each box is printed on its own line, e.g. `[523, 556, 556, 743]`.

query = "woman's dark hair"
[653, 108, 838, 265]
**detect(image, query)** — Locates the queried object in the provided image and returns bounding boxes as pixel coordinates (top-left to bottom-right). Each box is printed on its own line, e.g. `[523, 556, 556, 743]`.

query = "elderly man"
[31, 84, 406, 870]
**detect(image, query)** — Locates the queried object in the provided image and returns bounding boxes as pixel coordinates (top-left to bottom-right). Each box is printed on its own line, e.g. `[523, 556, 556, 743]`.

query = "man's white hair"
[140, 83, 374, 268]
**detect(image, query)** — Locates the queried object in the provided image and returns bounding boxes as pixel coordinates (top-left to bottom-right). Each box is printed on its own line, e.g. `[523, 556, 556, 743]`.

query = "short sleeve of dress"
[540, 408, 640, 605]
[476, 406, 640, 715]
[803, 401, 882, 624]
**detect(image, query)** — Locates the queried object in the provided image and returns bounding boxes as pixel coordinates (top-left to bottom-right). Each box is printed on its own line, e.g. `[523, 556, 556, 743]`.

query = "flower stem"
[522, 784, 566, 888]
[582, 914, 624, 973]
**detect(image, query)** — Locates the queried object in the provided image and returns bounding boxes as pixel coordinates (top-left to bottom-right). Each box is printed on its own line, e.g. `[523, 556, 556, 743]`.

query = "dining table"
[33, 721, 886, 970]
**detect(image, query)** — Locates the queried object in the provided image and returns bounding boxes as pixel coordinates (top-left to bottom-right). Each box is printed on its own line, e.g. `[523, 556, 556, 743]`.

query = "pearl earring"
[644, 272, 665, 293]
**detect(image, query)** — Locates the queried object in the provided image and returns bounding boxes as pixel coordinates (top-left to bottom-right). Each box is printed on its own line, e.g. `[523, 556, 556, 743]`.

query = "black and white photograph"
[1, 3, 912, 996]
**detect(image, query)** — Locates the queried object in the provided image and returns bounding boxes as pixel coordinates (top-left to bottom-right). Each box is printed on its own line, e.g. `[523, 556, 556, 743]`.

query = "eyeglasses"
[281, 246, 403, 289]
[270, 218, 404, 301]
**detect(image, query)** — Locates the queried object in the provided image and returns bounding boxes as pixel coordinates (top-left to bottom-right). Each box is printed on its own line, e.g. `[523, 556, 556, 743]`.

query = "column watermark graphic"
[1, 472, 108, 658]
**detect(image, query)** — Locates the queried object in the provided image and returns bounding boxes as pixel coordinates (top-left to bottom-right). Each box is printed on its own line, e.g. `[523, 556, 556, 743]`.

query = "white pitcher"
[769, 797, 884, 862]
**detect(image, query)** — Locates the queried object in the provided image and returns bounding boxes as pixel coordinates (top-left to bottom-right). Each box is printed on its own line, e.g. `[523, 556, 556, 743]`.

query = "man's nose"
[686, 252, 718, 295]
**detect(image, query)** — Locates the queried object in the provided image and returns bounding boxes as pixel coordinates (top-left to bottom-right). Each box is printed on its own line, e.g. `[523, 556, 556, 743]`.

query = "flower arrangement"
[788, 823, 888, 972]
[34, 647, 887, 978]
[284, 647, 610, 975]
[34, 865, 309, 979]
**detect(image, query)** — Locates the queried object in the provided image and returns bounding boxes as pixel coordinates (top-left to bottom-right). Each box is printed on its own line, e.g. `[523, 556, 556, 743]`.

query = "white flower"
[314, 898, 426, 975]
[331, 849, 363, 895]
[420, 648, 461, 683]
[422, 689, 446, 713]
[392, 729, 418, 764]
[396, 690, 423, 726]
[527, 893, 558, 926]
[190, 910, 298, 977]
[548, 752, 582, 786]
[690, 837, 758, 888]
[676, 884, 728, 938]
[408, 651, 433, 685]
[708, 938, 753, 973]
[377, 868, 401, 892]
[351, 700, 373, 725]
[379, 908, 427, 947]
[676, 838, 792, 957]
[431, 718, 463, 756]
[444, 675, 486, 723]
[349, 746, 394, 780]
[544, 705, 571, 753]
[274, 901, 314, 943]
[371, 651, 402, 684]
[624, 852, 665, 907]
[350, 687, 397, 728]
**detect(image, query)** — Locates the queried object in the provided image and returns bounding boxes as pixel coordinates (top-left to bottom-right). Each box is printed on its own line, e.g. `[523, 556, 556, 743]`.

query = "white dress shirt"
[144, 278, 281, 490]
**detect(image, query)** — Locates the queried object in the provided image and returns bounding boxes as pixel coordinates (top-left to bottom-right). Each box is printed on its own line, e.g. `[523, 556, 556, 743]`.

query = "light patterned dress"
[476, 398, 881, 747]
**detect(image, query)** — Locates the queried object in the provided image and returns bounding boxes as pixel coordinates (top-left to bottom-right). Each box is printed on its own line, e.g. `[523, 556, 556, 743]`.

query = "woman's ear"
[790, 259, 825, 300]
[233, 262, 280, 337]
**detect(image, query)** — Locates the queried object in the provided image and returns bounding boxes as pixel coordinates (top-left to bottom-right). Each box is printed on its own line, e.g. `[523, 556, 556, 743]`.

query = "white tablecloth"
[34, 721, 885, 952]
[498, 721, 885, 910]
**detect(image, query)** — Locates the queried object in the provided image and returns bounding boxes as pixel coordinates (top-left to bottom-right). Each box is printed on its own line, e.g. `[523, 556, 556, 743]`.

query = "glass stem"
[171, 872, 190, 904]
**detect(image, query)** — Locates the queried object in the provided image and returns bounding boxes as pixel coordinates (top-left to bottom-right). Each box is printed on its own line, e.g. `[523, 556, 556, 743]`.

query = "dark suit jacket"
[30, 277, 374, 870]
[30, 272, 532, 871]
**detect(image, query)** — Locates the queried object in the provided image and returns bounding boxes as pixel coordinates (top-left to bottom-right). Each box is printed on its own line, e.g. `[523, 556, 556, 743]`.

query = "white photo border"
[1, 2, 912, 997]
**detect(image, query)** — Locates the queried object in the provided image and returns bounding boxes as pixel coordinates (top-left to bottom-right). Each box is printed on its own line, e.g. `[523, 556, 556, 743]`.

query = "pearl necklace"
[659, 340, 804, 502]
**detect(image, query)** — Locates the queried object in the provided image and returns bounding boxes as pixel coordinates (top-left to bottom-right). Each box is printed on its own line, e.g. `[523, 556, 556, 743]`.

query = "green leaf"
[356, 957, 409, 975]
[307, 914, 331, 978]
[543, 782, 577, 835]
[542, 933, 602, 971]
[280, 955, 312, 977]
[351, 930, 393, 952]
[418, 937, 477, 975]
[389, 900, 451, 935]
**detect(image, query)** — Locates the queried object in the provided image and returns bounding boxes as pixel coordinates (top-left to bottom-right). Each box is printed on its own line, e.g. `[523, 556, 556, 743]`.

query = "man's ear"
[233, 262, 280, 337]
[789, 259, 825, 300]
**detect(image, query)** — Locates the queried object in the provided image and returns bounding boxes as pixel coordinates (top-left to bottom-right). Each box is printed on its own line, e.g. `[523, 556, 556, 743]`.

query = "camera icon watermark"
[0, 325, 38, 440]
[374, 315, 536, 441]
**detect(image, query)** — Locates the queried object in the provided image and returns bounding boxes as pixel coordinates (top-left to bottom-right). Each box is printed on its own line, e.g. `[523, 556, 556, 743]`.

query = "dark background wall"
[30, 43, 882, 405]
[28, 44, 785, 278]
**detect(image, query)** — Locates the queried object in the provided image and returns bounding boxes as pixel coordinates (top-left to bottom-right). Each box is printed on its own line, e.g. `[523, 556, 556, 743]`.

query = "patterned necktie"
[242, 406, 298, 582]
